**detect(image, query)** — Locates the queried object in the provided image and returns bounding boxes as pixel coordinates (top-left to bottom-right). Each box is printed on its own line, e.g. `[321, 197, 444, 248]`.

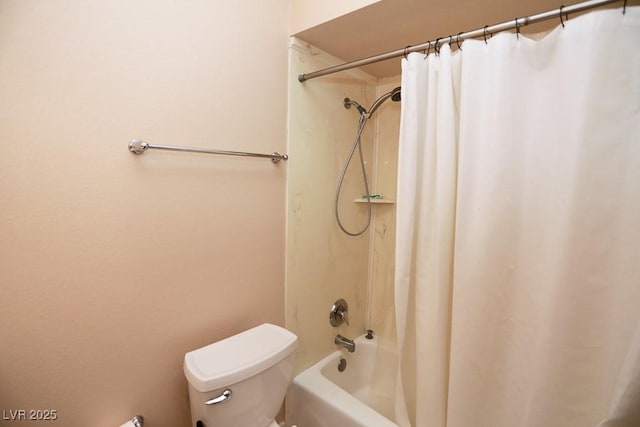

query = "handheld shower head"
[367, 86, 402, 116]
[391, 86, 401, 102]
[343, 87, 401, 118]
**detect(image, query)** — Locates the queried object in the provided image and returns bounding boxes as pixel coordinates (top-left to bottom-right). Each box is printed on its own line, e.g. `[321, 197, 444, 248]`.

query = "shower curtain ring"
[623, 0, 627, 14]
[559, 5, 566, 28]
[515, 17, 521, 39]
[424, 41, 431, 59]
[404, 45, 411, 60]
[483, 25, 490, 44]
[456, 32, 463, 50]
[435, 38, 441, 55]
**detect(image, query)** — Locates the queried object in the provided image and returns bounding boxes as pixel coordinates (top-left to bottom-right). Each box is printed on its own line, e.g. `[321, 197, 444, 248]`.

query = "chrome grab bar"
[205, 389, 232, 405]
[128, 139, 288, 163]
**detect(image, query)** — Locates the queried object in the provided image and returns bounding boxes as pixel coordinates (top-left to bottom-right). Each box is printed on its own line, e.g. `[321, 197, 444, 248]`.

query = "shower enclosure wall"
[286, 37, 401, 374]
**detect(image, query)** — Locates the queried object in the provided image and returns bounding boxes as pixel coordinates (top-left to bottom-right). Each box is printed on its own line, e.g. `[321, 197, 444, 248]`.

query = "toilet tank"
[184, 323, 298, 427]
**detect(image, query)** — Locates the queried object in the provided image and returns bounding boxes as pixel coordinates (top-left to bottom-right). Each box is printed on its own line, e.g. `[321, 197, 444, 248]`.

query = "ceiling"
[293, 0, 630, 78]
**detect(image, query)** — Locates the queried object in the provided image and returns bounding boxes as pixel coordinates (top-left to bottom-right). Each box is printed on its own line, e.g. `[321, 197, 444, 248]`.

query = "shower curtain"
[394, 7, 640, 427]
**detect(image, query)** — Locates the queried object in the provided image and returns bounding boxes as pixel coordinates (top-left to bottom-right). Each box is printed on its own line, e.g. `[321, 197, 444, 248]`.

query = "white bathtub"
[287, 334, 399, 427]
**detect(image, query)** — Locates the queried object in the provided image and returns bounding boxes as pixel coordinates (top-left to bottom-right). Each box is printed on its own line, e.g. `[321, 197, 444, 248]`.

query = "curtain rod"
[297, 0, 623, 82]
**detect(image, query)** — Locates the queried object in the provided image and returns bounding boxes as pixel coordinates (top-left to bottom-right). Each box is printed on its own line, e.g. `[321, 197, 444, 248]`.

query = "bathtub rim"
[288, 334, 398, 427]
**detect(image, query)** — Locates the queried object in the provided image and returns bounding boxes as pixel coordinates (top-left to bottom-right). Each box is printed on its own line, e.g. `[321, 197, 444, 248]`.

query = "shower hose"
[335, 114, 372, 236]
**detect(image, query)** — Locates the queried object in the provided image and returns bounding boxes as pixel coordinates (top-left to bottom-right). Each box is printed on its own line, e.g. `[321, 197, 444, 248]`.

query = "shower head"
[344, 86, 401, 118]
[367, 86, 402, 116]
[391, 86, 401, 102]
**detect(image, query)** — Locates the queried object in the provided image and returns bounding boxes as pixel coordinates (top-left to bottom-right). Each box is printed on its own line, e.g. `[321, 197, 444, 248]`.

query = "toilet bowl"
[184, 323, 298, 427]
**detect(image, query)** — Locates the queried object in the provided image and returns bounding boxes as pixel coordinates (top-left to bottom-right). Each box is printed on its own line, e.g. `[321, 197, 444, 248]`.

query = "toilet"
[184, 323, 298, 427]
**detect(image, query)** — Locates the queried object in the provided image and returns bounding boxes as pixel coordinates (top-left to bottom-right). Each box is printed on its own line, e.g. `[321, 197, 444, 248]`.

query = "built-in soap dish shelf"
[353, 198, 395, 204]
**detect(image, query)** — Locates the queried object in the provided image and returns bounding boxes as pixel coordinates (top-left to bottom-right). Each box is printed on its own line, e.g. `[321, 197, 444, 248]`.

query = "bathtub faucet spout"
[335, 334, 356, 352]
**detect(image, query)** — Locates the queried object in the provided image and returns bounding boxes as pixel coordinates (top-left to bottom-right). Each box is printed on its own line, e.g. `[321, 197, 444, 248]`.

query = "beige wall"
[286, 38, 401, 374]
[0, 1, 289, 426]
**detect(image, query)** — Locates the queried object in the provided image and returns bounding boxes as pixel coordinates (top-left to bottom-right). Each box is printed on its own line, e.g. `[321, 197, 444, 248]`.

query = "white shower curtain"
[394, 7, 640, 427]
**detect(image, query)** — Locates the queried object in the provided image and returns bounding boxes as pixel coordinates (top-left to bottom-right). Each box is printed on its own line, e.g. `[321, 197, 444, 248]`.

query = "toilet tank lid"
[184, 323, 298, 392]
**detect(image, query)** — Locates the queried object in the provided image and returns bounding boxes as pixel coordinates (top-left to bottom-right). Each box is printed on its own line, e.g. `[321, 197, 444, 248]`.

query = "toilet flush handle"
[205, 389, 232, 405]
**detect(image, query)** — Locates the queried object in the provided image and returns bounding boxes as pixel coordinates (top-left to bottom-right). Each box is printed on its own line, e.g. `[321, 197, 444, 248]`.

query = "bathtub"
[287, 334, 399, 427]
